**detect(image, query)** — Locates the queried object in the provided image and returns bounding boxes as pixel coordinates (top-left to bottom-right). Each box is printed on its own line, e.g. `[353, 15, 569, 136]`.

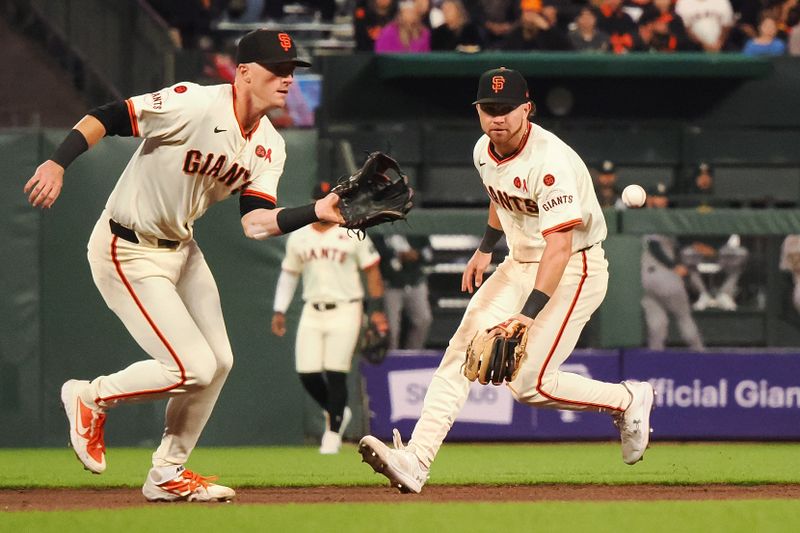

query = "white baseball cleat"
[358, 429, 429, 493]
[319, 407, 352, 454]
[319, 430, 343, 454]
[614, 380, 656, 465]
[142, 466, 235, 502]
[60, 379, 107, 474]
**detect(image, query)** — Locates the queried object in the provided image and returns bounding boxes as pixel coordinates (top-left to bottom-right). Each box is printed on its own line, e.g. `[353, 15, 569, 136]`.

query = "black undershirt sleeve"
[239, 194, 276, 217]
[87, 101, 133, 137]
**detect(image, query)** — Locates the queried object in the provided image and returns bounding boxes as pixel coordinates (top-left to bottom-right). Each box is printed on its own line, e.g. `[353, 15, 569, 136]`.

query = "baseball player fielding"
[622, 184, 647, 208]
[358, 67, 655, 494]
[24, 29, 344, 502]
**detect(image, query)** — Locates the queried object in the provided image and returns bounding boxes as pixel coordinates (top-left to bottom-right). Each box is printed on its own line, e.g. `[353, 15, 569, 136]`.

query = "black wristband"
[366, 297, 385, 314]
[478, 225, 504, 253]
[521, 289, 550, 319]
[276, 203, 319, 234]
[50, 129, 89, 169]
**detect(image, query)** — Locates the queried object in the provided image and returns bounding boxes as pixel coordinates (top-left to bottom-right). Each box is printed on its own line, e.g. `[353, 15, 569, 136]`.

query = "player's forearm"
[534, 230, 572, 296]
[49, 116, 106, 170]
[364, 265, 385, 299]
[241, 208, 282, 239]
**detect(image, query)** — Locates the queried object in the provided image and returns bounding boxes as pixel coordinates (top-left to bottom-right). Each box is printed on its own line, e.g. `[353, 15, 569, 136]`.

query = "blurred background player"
[640, 183, 705, 350]
[678, 163, 749, 311]
[594, 160, 624, 209]
[374, 234, 434, 351]
[271, 182, 388, 454]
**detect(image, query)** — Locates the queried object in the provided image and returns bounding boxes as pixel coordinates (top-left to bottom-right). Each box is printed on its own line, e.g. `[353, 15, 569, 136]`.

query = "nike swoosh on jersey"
[479, 162, 486, 166]
[214, 127, 227, 133]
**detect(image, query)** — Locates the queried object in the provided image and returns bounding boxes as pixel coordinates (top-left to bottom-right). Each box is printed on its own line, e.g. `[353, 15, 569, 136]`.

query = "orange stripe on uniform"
[125, 99, 139, 137]
[241, 190, 277, 205]
[541, 218, 581, 237]
[98, 236, 186, 404]
[535, 250, 624, 412]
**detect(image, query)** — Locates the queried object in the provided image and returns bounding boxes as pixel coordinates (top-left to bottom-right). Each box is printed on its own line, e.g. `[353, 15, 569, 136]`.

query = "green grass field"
[2, 442, 800, 532]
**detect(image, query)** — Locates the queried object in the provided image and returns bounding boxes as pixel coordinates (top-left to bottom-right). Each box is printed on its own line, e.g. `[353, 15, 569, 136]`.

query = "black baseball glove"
[360, 317, 390, 365]
[332, 152, 414, 235]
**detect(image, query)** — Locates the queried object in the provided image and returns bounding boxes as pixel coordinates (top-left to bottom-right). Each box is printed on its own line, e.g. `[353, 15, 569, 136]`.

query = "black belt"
[310, 299, 360, 311]
[109, 219, 179, 249]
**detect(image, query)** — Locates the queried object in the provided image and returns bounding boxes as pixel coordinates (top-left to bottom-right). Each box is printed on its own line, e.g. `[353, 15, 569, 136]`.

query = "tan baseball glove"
[463, 319, 529, 385]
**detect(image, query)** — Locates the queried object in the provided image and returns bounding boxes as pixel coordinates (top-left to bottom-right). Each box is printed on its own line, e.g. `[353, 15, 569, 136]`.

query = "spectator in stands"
[354, 0, 397, 52]
[414, 0, 434, 27]
[374, 234, 434, 351]
[375, 0, 432, 52]
[791, 5, 800, 55]
[568, 6, 610, 52]
[678, 163, 749, 311]
[779, 234, 800, 314]
[501, 1, 572, 50]
[743, 16, 787, 55]
[636, 0, 691, 51]
[594, 160, 624, 209]
[469, 0, 521, 49]
[596, 0, 638, 53]
[641, 183, 705, 351]
[431, 0, 484, 51]
[675, 0, 734, 52]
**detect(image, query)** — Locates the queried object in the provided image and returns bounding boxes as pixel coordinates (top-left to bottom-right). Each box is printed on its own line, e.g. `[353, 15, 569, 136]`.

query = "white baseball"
[622, 184, 647, 208]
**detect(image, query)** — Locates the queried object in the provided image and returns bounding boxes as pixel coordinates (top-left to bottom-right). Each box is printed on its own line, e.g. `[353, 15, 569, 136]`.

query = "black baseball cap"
[236, 30, 311, 67]
[473, 67, 530, 106]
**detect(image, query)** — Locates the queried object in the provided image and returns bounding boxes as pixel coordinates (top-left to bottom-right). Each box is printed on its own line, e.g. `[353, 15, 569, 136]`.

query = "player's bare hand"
[315, 193, 345, 225]
[271, 312, 286, 337]
[461, 249, 492, 294]
[24, 160, 64, 209]
[370, 311, 389, 335]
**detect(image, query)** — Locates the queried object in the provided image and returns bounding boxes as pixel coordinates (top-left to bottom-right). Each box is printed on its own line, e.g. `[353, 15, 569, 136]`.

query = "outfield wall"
[2, 129, 800, 447]
[362, 349, 800, 441]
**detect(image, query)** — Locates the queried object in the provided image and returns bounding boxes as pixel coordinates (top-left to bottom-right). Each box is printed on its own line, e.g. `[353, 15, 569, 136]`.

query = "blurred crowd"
[147, 0, 800, 56]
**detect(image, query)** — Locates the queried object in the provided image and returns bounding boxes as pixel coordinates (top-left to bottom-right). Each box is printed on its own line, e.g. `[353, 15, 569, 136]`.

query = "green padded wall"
[0, 132, 43, 446]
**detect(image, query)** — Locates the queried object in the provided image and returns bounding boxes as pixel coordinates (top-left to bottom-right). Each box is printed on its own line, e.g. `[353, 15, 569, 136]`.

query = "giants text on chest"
[485, 184, 539, 215]
[302, 246, 349, 264]
[182, 150, 253, 188]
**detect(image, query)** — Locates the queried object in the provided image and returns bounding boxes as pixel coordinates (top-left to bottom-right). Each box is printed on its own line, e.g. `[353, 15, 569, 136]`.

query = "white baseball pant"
[83, 211, 233, 467]
[408, 245, 631, 467]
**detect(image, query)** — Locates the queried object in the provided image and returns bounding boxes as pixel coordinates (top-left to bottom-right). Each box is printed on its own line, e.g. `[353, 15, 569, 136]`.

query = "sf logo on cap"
[278, 32, 292, 51]
[491, 76, 505, 93]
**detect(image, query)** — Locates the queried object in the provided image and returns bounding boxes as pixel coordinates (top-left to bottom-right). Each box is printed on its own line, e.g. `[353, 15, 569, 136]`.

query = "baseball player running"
[271, 182, 388, 454]
[23, 30, 343, 502]
[358, 67, 655, 493]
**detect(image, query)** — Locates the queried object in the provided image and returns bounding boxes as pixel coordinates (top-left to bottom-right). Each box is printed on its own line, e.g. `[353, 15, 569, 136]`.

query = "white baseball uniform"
[675, 0, 734, 47]
[280, 225, 380, 372]
[407, 122, 632, 467]
[83, 82, 286, 467]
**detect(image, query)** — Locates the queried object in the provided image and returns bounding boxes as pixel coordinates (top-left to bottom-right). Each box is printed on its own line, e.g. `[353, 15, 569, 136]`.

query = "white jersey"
[282, 225, 380, 302]
[107, 82, 286, 241]
[675, 0, 734, 46]
[473, 122, 606, 262]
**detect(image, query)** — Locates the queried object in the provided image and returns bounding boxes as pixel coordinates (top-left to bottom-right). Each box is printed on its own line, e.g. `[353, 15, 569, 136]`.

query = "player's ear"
[237, 63, 251, 83]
